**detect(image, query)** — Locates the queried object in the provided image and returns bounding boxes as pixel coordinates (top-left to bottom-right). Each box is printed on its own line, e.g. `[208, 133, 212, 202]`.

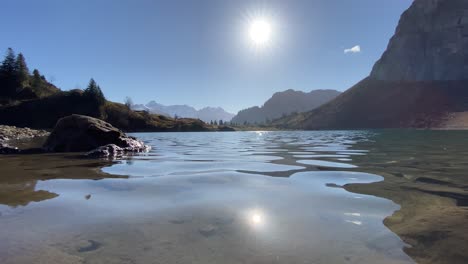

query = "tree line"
[0, 48, 105, 106]
[0, 47, 47, 98]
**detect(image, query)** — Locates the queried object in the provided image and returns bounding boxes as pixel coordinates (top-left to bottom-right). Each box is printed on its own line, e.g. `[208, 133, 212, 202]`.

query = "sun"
[248, 18, 273, 47]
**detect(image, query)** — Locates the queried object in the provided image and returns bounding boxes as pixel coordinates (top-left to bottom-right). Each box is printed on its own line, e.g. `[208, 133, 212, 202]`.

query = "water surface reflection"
[0, 131, 420, 264]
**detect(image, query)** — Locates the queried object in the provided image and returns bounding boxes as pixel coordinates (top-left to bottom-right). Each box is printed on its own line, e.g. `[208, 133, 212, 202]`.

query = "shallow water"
[2, 130, 467, 263]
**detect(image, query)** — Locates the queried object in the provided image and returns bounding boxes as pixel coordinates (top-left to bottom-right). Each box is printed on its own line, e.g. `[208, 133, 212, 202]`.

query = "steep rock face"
[371, 0, 468, 81]
[231, 89, 340, 124]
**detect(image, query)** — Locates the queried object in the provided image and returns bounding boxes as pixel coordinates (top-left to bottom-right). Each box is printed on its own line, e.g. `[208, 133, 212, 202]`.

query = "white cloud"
[344, 45, 361, 54]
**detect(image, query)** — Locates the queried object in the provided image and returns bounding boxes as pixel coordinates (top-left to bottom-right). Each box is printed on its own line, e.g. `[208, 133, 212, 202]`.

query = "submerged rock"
[43, 114, 149, 153]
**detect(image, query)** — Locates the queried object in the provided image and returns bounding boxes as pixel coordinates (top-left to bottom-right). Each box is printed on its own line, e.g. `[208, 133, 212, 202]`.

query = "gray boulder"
[43, 115, 149, 154]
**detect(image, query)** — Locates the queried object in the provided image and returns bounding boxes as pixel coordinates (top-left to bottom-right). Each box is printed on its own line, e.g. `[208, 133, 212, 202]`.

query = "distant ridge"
[132, 101, 235, 122]
[231, 89, 341, 124]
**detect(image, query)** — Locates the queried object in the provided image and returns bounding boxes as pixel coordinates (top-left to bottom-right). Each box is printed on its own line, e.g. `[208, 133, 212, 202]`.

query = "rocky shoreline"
[0, 115, 150, 157]
[0, 125, 50, 154]
[0, 125, 49, 143]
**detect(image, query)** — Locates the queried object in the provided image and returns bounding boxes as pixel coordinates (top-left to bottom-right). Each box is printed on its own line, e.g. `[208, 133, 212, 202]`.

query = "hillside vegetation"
[0, 48, 215, 132]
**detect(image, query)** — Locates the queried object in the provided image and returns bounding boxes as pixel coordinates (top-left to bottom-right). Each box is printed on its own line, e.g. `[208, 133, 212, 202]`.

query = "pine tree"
[15, 53, 30, 87]
[31, 69, 43, 92]
[0, 48, 17, 74]
[0, 48, 18, 97]
[32, 69, 41, 84]
[84, 78, 106, 106]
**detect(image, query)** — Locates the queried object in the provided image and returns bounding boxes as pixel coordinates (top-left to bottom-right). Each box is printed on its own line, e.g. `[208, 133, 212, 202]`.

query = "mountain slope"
[132, 101, 235, 122]
[278, 0, 468, 130]
[232, 89, 341, 124]
[274, 78, 468, 129]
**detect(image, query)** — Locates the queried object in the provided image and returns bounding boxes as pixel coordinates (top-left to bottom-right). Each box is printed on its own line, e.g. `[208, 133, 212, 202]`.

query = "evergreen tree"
[15, 53, 30, 87]
[0, 48, 18, 97]
[219, 120, 223, 125]
[84, 78, 106, 106]
[31, 69, 43, 92]
[0, 48, 17, 74]
[32, 69, 41, 83]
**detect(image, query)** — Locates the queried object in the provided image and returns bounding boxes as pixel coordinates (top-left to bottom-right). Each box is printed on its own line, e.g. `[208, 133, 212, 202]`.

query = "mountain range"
[132, 101, 235, 123]
[275, 0, 468, 130]
[231, 89, 341, 124]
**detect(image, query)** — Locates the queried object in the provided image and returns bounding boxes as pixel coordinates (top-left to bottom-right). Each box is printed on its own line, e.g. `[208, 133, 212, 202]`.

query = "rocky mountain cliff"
[371, 0, 468, 81]
[132, 101, 235, 123]
[231, 89, 340, 124]
[277, 0, 468, 130]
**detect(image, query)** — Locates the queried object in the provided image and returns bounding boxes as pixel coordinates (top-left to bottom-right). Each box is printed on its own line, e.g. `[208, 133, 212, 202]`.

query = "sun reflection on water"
[245, 209, 266, 229]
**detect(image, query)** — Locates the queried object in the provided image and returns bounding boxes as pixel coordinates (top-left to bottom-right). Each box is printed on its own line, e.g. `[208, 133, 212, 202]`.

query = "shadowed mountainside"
[277, 0, 468, 130]
[232, 89, 340, 124]
[274, 78, 468, 129]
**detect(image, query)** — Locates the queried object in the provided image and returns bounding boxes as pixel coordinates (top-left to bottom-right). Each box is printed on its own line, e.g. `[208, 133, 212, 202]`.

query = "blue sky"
[1, 0, 411, 113]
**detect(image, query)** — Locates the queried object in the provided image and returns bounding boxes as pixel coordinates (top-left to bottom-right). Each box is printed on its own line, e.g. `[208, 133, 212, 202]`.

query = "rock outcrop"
[43, 115, 149, 154]
[371, 0, 468, 81]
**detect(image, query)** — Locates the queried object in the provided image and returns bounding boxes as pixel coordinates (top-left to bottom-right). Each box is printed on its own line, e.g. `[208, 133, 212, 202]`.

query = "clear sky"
[1, 0, 412, 113]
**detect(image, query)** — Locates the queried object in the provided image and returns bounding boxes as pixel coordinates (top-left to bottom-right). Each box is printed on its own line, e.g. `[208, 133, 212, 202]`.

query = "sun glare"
[248, 18, 272, 47]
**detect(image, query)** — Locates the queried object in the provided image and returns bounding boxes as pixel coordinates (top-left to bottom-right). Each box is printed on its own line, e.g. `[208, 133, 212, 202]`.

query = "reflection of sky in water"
[0, 131, 414, 264]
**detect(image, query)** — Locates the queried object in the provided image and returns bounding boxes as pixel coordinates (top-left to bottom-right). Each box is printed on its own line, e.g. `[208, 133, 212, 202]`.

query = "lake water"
[1, 131, 467, 264]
